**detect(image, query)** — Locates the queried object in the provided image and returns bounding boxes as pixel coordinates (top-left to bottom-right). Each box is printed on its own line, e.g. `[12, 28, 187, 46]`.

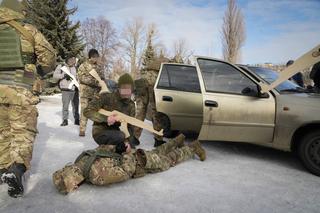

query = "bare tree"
[109, 57, 129, 81]
[81, 17, 119, 75]
[121, 17, 146, 79]
[221, 0, 246, 63]
[172, 38, 193, 63]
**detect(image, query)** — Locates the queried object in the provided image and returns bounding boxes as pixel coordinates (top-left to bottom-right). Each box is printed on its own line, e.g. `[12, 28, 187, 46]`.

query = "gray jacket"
[53, 64, 77, 91]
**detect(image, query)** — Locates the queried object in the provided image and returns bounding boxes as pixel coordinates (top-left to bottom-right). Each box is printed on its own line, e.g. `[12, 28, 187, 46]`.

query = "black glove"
[115, 142, 127, 154]
[36, 65, 45, 77]
[64, 74, 71, 81]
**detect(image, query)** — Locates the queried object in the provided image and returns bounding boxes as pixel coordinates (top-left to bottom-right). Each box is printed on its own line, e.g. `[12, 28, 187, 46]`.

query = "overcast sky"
[68, 0, 320, 64]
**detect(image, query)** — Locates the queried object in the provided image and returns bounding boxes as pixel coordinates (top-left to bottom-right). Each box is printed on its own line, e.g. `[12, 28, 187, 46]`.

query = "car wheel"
[298, 131, 320, 176]
[157, 113, 179, 138]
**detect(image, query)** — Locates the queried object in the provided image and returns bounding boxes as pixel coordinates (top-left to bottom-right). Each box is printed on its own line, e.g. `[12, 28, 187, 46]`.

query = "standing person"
[0, 5, 56, 198]
[84, 73, 138, 148]
[72, 57, 80, 125]
[53, 56, 78, 126]
[310, 61, 320, 93]
[134, 56, 169, 147]
[78, 49, 104, 137]
[72, 86, 80, 125]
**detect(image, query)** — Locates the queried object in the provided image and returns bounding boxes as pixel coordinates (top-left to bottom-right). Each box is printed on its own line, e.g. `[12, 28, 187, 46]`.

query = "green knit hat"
[118, 73, 134, 87]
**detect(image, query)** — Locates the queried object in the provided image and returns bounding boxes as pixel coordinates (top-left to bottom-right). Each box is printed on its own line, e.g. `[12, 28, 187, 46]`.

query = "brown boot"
[174, 133, 186, 147]
[189, 140, 206, 161]
[79, 131, 85, 137]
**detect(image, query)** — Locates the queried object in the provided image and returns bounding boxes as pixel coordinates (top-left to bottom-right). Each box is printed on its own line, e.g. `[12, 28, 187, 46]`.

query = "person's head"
[88, 49, 100, 64]
[66, 56, 76, 67]
[286, 60, 294, 67]
[118, 73, 134, 99]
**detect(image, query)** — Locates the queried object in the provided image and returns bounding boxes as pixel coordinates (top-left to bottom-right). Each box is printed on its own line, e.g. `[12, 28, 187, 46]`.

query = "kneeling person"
[52, 134, 206, 194]
[84, 73, 137, 148]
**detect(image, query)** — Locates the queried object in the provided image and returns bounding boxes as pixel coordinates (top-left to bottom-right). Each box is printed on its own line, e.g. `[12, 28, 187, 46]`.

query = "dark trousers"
[72, 88, 80, 121]
[94, 130, 125, 146]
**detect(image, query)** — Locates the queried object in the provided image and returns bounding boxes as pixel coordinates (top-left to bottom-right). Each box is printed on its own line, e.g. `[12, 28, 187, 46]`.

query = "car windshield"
[247, 66, 303, 93]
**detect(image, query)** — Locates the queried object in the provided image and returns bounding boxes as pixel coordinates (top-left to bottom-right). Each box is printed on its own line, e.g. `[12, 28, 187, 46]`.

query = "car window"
[158, 64, 201, 93]
[198, 59, 258, 95]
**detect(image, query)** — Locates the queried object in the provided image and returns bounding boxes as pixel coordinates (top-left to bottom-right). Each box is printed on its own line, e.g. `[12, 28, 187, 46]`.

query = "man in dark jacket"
[84, 73, 138, 151]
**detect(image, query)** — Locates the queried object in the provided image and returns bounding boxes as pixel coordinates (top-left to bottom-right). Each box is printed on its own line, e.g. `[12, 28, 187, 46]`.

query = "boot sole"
[2, 173, 24, 198]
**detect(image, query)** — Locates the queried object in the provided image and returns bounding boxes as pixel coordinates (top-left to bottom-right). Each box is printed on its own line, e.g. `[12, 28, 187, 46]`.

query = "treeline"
[19, 0, 193, 80]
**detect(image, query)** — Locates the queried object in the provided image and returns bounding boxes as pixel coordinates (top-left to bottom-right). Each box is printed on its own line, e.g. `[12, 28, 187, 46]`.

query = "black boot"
[0, 168, 8, 184]
[60, 120, 68, 126]
[74, 119, 80, 125]
[1, 163, 26, 198]
[154, 138, 166, 147]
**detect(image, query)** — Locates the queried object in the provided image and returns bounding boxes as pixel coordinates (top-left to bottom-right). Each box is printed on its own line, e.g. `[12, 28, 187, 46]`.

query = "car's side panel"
[272, 93, 320, 151]
[199, 92, 276, 143]
[155, 89, 203, 132]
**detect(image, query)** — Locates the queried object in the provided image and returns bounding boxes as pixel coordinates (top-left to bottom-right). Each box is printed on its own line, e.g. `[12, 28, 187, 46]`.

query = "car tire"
[298, 131, 320, 176]
[157, 113, 179, 138]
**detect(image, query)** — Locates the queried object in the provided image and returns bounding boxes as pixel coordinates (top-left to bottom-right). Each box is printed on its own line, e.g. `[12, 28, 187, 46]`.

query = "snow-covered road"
[1, 94, 319, 213]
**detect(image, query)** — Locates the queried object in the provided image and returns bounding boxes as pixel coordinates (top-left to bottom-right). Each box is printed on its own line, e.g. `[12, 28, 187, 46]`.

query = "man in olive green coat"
[0, 3, 56, 198]
[84, 73, 138, 150]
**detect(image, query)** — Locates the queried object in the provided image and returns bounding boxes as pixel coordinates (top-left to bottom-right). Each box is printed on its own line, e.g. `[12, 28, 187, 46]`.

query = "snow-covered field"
[1, 94, 319, 213]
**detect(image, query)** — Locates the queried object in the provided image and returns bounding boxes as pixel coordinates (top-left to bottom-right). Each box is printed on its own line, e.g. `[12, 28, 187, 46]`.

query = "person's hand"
[64, 74, 71, 81]
[125, 142, 131, 153]
[107, 115, 118, 126]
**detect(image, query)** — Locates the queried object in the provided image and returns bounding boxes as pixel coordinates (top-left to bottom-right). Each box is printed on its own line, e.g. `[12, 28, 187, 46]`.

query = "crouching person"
[83, 73, 139, 148]
[52, 134, 206, 194]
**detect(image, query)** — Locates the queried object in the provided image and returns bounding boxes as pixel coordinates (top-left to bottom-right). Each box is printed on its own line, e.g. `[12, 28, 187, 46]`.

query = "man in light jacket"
[53, 56, 78, 126]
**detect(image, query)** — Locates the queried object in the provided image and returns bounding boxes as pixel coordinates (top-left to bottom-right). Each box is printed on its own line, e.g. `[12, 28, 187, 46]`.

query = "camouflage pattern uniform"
[134, 57, 169, 141]
[52, 134, 205, 194]
[77, 60, 104, 134]
[83, 91, 135, 144]
[0, 7, 56, 170]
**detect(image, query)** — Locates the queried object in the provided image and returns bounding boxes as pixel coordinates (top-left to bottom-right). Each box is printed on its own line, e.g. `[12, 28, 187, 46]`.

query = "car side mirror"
[257, 85, 270, 98]
[241, 87, 259, 97]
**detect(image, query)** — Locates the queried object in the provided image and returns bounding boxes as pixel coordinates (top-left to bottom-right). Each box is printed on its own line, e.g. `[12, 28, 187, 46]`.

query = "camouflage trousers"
[0, 85, 39, 170]
[80, 97, 89, 133]
[134, 85, 163, 140]
[52, 135, 195, 194]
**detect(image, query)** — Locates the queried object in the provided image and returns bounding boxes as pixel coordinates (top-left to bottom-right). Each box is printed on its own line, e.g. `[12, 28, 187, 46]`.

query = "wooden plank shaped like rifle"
[261, 44, 320, 93]
[89, 69, 111, 94]
[99, 109, 164, 138]
[60, 66, 80, 89]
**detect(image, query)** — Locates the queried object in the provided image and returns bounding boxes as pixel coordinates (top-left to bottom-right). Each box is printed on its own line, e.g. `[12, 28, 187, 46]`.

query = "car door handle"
[205, 100, 218, 107]
[162, 96, 173, 102]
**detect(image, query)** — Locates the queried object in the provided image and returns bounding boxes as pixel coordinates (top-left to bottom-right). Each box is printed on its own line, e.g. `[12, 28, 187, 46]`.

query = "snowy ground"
[0, 94, 320, 213]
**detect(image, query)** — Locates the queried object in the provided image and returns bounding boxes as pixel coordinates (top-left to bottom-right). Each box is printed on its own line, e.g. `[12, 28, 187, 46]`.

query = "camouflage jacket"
[52, 136, 194, 194]
[83, 91, 135, 138]
[0, 7, 56, 90]
[78, 60, 104, 98]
